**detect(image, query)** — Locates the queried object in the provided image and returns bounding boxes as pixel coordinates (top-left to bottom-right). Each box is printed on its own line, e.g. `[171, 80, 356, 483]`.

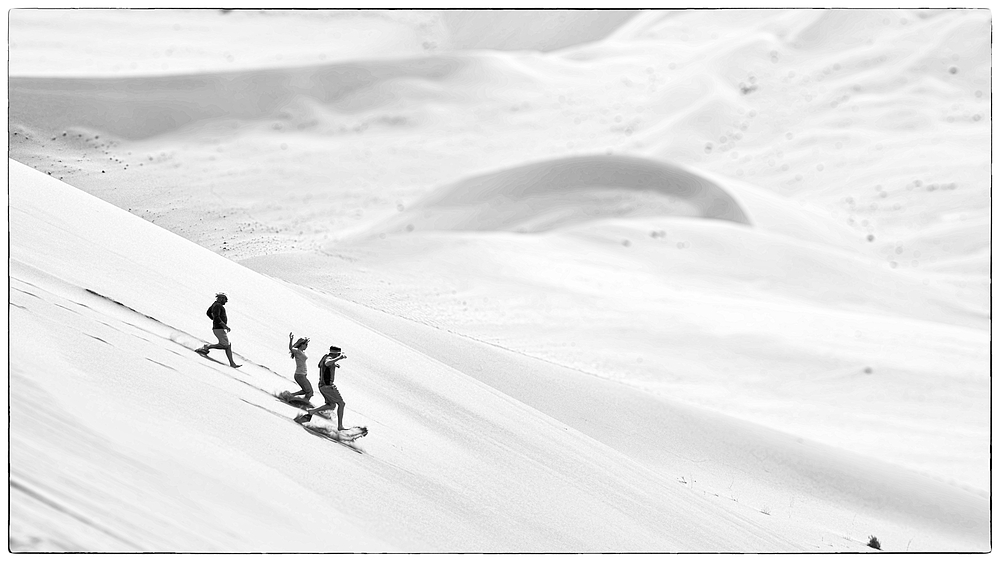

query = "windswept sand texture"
[8, 8, 991, 553]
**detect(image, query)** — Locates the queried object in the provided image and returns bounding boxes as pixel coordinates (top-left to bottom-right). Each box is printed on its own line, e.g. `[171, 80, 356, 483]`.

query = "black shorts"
[319, 384, 343, 404]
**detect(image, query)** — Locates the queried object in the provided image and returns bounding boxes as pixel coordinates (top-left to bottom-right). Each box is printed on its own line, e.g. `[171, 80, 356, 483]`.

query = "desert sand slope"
[349, 153, 982, 328]
[8, 55, 502, 141]
[364, 154, 752, 232]
[598, 9, 990, 290]
[287, 288, 991, 553]
[240, 147, 987, 499]
[6, 8, 991, 554]
[8, 11, 988, 307]
[11, 160, 813, 552]
[249, 218, 990, 490]
[8, 9, 638, 77]
[8, 11, 989, 277]
[7, 9, 447, 77]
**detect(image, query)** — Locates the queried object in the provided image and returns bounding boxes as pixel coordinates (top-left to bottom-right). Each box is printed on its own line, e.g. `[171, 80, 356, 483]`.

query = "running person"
[301, 346, 348, 430]
[288, 333, 313, 402]
[196, 293, 241, 368]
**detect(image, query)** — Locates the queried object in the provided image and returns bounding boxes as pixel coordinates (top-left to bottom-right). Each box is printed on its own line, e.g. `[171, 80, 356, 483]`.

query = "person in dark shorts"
[196, 292, 241, 368]
[300, 346, 348, 430]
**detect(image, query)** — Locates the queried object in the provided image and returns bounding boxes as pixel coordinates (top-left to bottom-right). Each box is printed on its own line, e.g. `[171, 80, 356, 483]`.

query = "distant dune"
[440, 9, 638, 52]
[9, 9, 639, 78]
[370, 154, 751, 235]
[8, 56, 486, 140]
[362, 153, 891, 265]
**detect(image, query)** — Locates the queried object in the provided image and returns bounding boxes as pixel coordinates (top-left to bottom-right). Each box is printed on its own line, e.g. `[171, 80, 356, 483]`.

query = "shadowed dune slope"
[8, 9, 640, 78]
[441, 9, 638, 52]
[8, 56, 485, 140]
[371, 155, 751, 235]
[363, 154, 870, 256]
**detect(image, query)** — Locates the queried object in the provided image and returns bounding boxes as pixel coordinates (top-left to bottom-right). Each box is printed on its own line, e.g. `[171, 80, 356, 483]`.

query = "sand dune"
[10, 158, 989, 551]
[441, 9, 638, 52]
[357, 152, 897, 255]
[7, 8, 991, 554]
[251, 213, 988, 492]
[8, 56, 496, 140]
[9, 9, 443, 77]
[10, 159, 811, 552]
[311, 296, 989, 553]
[366, 154, 751, 235]
[9, 9, 638, 78]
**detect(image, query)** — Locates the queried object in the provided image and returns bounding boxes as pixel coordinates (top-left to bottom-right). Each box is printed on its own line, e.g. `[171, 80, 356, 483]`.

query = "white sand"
[7, 8, 991, 553]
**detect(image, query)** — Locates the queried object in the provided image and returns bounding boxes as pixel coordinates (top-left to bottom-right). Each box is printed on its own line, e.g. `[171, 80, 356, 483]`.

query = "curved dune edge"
[368, 154, 752, 236]
[361, 153, 867, 255]
[7, 56, 479, 140]
[9, 10, 639, 78]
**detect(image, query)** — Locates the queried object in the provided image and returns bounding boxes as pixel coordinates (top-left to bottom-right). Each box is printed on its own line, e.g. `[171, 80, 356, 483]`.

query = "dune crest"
[371, 155, 751, 236]
[440, 10, 638, 52]
[8, 57, 486, 141]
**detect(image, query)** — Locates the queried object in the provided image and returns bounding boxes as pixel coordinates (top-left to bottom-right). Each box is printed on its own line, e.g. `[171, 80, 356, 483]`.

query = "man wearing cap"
[300, 346, 348, 430]
[196, 292, 241, 368]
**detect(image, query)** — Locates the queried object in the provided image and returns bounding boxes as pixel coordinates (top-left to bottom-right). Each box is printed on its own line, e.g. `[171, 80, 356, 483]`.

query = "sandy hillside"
[7, 8, 993, 553]
[8, 154, 989, 553]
